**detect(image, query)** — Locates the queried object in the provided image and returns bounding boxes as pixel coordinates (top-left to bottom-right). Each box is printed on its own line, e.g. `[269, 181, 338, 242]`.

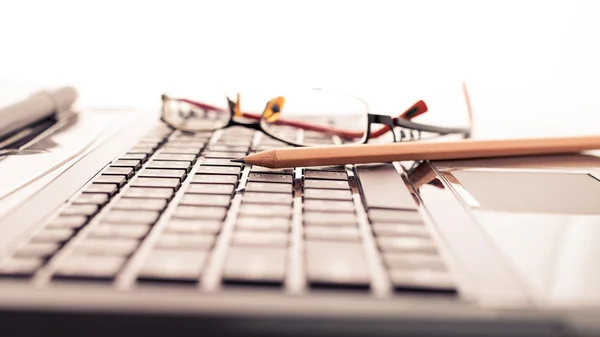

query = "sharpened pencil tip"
[230, 157, 245, 163]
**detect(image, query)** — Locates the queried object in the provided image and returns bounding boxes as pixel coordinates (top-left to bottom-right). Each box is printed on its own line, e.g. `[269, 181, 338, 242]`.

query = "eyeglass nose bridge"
[367, 114, 397, 142]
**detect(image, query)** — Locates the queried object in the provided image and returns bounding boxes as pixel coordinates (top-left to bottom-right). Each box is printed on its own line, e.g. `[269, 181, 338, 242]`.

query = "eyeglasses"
[160, 86, 473, 147]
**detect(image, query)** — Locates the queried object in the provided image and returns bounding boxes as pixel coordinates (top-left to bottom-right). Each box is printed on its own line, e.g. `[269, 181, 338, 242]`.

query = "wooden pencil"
[231, 135, 600, 168]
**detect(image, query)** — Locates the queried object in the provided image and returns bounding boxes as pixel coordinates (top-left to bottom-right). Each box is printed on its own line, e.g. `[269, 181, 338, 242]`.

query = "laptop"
[0, 86, 598, 337]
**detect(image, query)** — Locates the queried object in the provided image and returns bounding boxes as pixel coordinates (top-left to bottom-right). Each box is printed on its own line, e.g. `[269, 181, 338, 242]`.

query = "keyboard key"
[208, 144, 249, 152]
[196, 166, 241, 176]
[167, 139, 206, 147]
[201, 158, 242, 167]
[245, 182, 292, 194]
[31, 228, 74, 243]
[377, 237, 437, 254]
[112, 198, 167, 211]
[173, 206, 228, 220]
[47, 216, 88, 229]
[180, 194, 231, 207]
[165, 219, 221, 235]
[372, 223, 429, 238]
[89, 224, 151, 239]
[60, 204, 98, 217]
[383, 253, 447, 271]
[139, 168, 187, 180]
[147, 160, 191, 170]
[205, 151, 247, 158]
[112, 159, 142, 170]
[214, 139, 251, 147]
[104, 166, 134, 178]
[155, 233, 215, 250]
[14, 242, 60, 258]
[123, 187, 173, 199]
[0, 258, 42, 277]
[83, 184, 118, 196]
[304, 179, 349, 190]
[130, 177, 181, 189]
[355, 164, 417, 210]
[193, 174, 238, 185]
[154, 153, 197, 162]
[303, 170, 347, 180]
[103, 210, 160, 225]
[54, 255, 125, 280]
[303, 189, 352, 201]
[248, 173, 293, 184]
[120, 153, 148, 161]
[251, 166, 294, 175]
[223, 246, 287, 285]
[74, 238, 139, 256]
[305, 241, 370, 288]
[231, 231, 288, 247]
[242, 192, 292, 204]
[238, 204, 292, 218]
[235, 217, 291, 232]
[303, 200, 355, 213]
[304, 226, 361, 242]
[160, 147, 202, 155]
[303, 212, 357, 227]
[389, 269, 456, 293]
[138, 250, 208, 283]
[368, 209, 423, 224]
[72, 193, 109, 206]
[187, 183, 235, 195]
[128, 146, 155, 155]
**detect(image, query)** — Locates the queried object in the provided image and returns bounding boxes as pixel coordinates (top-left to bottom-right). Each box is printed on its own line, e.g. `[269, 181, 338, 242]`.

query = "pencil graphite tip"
[230, 157, 245, 163]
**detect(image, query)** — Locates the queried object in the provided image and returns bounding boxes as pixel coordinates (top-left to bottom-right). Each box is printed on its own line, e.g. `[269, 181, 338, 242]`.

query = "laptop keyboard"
[0, 124, 457, 296]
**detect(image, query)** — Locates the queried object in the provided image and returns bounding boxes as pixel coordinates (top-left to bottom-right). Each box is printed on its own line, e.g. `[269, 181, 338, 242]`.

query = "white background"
[1, 0, 599, 138]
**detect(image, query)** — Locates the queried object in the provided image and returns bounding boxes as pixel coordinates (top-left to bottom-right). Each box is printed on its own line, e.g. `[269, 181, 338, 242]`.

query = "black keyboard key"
[235, 217, 291, 232]
[231, 231, 288, 247]
[192, 174, 238, 185]
[303, 189, 352, 201]
[372, 223, 429, 238]
[180, 194, 231, 207]
[197, 166, 241, 176]
[389, 270, 456, 293]
[383, 253, 447, 271]
[72, 193, 109, 206]
[303, 212, 357, 227]
[14, 242, 60, 258]
[120, 153, 148, 161]
[112, 198, 167, 211]
[251, 166, 294, 175]
[208, 144, 249, 152]
[60, 204, 98, 217]
[205, 151, 247, 158]
[47, 216, 88, 229]
[248, 173, 293, 184]
[83, 184, 118, 196]
[368, 209, 423, 224]
[242, 192, 292, 204]
[154, 153, 196, 162]
[305, 241, 370, 288]
[165, 219, 221, 235]
[104, 166, 134, 178]
[238, 204, 292, 218]
[304, 179, 349, 190]
[187, 183, 235, 195]
[155, 233, 215, 250]
[112, 159, 142, 170]
[89, 224, 151, 239]
[304, 226, 361, 242]
[147, 160, 191, 170]
[130, 177, 181, 189]
[223, 246, 287, 285]
[173, 206, 228, 220]
[138, 250, 208, 283]
[377, 237, 437, 254]
[74, 238, 139, 256]
[139, 168, 187, 180]
[355, 164, 417, 210]
[245, 182, 292, 194]
[0, 258, 42, 278]
[31, 228, 74, 243]
[103, 210, 160, 225]
[122, 187, 173, 199]
[201, 158, 242, 167]
[94, 175, 127, 187]
[303, 200, 355, 213]
[159, 147, 202, 155]
[54, 255, 125, 280]
[303, 170, 347, 180]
